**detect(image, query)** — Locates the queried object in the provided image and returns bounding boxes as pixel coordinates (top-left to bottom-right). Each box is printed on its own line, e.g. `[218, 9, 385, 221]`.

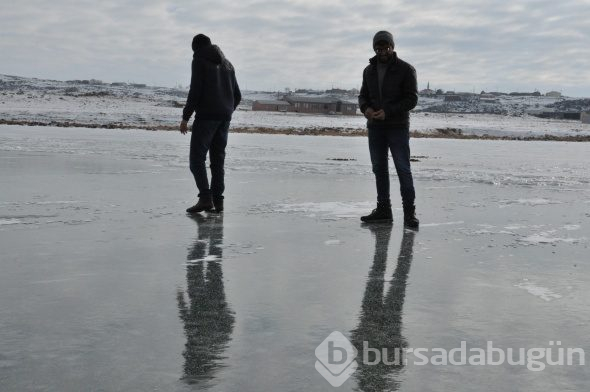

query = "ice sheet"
[0, 125, 589, 392]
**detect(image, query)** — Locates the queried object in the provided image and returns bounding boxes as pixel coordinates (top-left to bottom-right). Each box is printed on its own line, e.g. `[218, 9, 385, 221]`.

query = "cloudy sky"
[1, 0, 589, 96]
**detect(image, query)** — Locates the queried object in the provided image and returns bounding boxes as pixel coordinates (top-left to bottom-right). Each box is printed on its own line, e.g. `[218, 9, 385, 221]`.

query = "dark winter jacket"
[182, 44, 242, 122]
[358, 52, 418, 129]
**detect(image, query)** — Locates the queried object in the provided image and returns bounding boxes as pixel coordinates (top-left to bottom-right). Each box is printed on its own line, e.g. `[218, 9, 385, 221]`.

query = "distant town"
[2, 74, 589, 124]
[249, 85, 590, 123]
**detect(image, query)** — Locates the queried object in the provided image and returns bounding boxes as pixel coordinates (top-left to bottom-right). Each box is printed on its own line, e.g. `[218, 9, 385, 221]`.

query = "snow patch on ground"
[515, 280, 562, 302]
[500, 198, 562, 207]
[0, 218, 21, 225]
[562, 225, 581, 231]
[518, 232, 585, 244]
[420, 221, 465, 227]
[272, 201, 374, 218]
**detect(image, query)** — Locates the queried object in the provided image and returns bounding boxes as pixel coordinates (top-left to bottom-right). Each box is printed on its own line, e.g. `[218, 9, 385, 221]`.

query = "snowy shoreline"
[2, 119, 590, 142]
[2, 74, 590, 141]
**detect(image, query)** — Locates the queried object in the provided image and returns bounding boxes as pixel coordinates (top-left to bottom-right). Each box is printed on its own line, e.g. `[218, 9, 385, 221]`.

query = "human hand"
[364, 107, 375, 120]
[180, 120, 188, 134]
[372, 109, 385, 120]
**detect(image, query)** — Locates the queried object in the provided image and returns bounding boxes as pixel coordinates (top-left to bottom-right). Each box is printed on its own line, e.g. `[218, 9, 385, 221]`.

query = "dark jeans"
[368, 126, 415, 207]
[189, 120, 230, 199]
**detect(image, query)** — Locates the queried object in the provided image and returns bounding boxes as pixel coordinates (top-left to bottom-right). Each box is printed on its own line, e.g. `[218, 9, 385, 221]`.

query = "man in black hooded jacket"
[180, 34, 241, 213]
[358, 31, 419, 228]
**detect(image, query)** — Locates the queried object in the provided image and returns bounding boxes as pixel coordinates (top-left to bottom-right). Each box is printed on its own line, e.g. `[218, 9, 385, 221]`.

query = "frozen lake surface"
[1, 126, 589, 391]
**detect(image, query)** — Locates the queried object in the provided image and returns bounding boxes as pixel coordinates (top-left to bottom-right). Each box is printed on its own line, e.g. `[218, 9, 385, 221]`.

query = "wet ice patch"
[0, 358, 17, 369]
[515, 280, 562, 302]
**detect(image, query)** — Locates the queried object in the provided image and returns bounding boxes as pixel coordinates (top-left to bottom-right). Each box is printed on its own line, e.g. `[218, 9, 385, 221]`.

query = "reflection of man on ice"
[177, 214, 234, 384]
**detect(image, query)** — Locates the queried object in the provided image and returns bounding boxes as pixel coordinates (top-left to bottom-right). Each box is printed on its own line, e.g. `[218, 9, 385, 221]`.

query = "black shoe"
[403, 205, 419, 228]
[361, 202, 393, 223]
[186, 196, 214, 213]
[213, 197, 224, 213]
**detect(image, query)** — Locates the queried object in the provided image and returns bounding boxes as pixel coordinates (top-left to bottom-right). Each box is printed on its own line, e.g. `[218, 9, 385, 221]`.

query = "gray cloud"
[1, 0, 588, 95]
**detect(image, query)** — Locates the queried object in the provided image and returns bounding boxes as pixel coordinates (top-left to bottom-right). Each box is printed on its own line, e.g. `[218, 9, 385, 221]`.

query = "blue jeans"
[189, 120, 230, 199]
[368, 127, 415, 206]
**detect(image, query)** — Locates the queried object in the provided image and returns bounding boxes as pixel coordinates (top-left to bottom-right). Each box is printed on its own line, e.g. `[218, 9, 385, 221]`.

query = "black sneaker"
[186, 196, 214, 213]
[403, 205, 419, 228]
[213, 197, 224, 213]
[361, 203, 393, 223]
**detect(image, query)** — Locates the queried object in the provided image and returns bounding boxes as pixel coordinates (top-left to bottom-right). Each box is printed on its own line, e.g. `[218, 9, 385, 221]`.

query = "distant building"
[252, 100, 291, 112]
[419, 88, 434, 96]
[545, 91, 562, 98]
[444, 95, 462, 102]
[420, 82, 434, 95]
[294, 89, 322, 95]
[480, 93, 498, 103]
[530, 110, 581, 120]
[285, 96, 357, 115]
[325, 88, 348, 95]
[582, 111, 590, 124]
[252, 96, 357, 115]
[509, 91, 541, 96]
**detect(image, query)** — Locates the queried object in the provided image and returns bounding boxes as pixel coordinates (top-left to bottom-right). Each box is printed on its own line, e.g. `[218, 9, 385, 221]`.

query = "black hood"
[195, 45, 234, 71]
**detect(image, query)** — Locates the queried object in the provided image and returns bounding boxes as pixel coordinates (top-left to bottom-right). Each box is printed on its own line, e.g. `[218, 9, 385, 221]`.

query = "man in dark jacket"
[358, 31, 419, 228]
[180, 34, 241, 213]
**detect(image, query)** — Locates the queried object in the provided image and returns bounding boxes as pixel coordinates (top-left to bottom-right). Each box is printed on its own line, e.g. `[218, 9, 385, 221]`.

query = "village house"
[528, 108, 581, 120]
[444, 94, 462, 102]
[252, 96, 357, 115]
[251, 100, 291, 112]
[479, 93, 499, 103]
[545, 91, 562, 98]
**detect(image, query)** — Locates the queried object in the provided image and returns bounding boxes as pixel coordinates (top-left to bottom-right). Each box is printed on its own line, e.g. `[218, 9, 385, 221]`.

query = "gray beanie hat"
[373, 31, 394, 49]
